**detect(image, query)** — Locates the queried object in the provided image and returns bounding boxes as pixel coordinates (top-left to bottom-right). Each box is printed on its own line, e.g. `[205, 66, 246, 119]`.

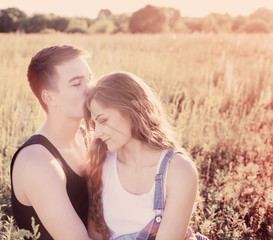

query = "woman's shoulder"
[168, 150, 198, 183]
[165, 149, 198, 196]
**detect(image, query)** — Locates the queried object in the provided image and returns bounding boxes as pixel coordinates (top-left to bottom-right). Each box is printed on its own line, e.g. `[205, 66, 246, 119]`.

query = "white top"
[102, 150, 168, 238]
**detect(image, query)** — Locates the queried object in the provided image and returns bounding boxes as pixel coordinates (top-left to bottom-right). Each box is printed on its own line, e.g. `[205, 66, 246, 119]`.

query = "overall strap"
[137, 149, 175, 240]
[153, 148, 175, 213]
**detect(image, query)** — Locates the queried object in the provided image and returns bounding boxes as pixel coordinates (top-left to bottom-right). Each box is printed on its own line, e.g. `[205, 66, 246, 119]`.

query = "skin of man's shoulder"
[12, 144, 66, 205]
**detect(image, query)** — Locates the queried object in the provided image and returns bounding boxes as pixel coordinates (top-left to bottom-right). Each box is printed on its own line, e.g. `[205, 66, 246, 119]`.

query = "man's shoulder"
[14, 143, 64, 178]
[16, 143, 52, 163]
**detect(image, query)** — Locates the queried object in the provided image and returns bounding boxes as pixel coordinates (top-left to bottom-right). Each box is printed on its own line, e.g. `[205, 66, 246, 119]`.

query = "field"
[0, 33, 272, 239]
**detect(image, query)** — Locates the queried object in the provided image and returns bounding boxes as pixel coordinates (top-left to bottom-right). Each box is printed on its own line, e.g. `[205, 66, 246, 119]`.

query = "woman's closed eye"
[98, 119, 107, 125]
[91, 118, 107, 128]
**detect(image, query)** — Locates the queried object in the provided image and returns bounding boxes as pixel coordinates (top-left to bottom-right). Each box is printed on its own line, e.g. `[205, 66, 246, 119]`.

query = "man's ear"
[41, 89, 57, 107]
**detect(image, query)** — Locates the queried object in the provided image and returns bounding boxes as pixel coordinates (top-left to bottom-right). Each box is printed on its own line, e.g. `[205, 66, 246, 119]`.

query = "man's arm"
[12, 145, 91, 240]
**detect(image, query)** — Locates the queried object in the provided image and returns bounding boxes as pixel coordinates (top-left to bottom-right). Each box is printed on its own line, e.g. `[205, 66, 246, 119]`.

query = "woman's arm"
[156, 153, 198, 240]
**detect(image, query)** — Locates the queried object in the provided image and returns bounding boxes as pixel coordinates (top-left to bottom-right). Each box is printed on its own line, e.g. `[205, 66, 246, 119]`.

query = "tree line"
[0, 5, 273, 34]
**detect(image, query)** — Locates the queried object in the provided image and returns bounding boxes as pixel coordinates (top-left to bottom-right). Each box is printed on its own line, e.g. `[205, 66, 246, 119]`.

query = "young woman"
[84, 71, 208, 240]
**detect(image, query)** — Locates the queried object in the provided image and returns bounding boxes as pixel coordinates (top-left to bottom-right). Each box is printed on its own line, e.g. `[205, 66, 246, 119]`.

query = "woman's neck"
[117, 141, 161, 170]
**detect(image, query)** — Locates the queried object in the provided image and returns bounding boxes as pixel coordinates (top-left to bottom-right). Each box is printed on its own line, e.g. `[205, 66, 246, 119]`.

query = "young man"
[10, 45, 92, 240]
[10, 45, 198, 240]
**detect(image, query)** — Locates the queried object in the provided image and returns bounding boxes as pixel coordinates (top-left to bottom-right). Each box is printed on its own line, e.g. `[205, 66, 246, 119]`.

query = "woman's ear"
[41, 89, 57, 107]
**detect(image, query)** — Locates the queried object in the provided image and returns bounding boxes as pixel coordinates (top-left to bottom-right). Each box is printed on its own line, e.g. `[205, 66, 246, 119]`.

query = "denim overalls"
[113, 149, 208, 240]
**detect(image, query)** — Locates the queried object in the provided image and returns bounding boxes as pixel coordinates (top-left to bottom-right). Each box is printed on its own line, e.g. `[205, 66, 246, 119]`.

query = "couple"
[10, 45, 208, 240]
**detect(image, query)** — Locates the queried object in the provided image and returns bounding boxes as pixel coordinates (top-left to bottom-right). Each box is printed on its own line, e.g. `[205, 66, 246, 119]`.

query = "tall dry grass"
[0, 33, 272, 239]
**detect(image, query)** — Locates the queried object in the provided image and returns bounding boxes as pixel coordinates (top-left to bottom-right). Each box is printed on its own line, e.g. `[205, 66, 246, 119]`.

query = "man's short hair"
[27, 45, 90, 112]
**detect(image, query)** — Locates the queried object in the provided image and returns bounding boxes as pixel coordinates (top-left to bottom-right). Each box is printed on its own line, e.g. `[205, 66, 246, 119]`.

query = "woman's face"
[89, 99, 132, 152]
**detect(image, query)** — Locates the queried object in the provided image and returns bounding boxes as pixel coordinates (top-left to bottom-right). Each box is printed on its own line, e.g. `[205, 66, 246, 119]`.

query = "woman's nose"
[94, 124, 103, 139]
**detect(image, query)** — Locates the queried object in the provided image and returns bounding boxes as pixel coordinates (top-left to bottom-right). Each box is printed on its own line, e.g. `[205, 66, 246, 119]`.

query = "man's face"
[50, 57, 92, 119]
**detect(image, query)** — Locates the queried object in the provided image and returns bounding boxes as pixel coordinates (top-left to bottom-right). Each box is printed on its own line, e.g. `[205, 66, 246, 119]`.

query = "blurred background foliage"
[0, 5, 273, 34]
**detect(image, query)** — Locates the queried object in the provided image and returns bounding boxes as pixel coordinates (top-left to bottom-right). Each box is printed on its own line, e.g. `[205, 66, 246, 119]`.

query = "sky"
[1, 0, 273, 18]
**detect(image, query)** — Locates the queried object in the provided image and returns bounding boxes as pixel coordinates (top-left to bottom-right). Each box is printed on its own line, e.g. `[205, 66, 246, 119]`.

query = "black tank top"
[10, 134, 89, 239]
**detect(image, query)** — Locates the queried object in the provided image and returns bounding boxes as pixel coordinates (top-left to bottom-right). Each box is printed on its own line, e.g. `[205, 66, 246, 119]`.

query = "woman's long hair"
[83, 71, 180, 239]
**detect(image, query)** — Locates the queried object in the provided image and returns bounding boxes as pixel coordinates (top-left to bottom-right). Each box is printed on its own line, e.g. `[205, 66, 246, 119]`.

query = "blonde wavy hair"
[83, 71, 180, 239]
